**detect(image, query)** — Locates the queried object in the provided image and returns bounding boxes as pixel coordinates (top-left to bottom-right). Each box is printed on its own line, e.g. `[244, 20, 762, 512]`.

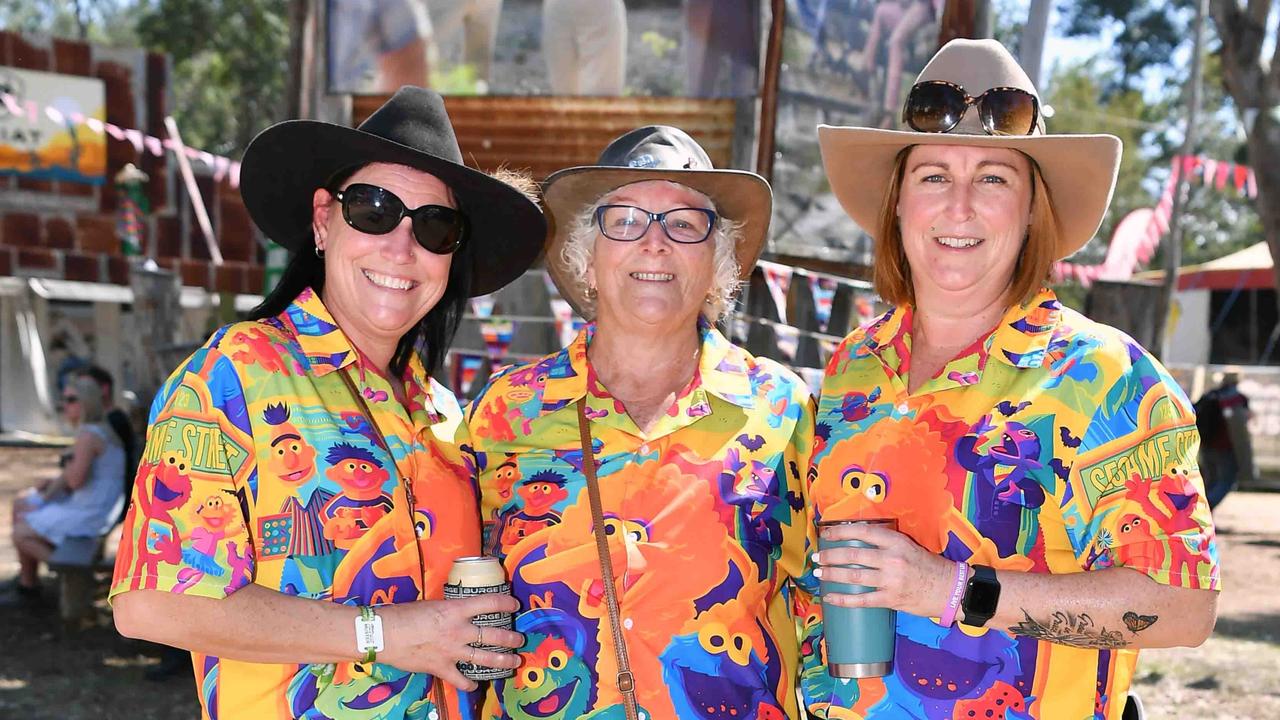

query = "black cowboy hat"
[239, 86, 546, 296]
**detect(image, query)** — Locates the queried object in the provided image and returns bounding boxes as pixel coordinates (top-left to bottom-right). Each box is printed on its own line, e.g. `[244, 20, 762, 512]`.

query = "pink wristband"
[938, 561, 969, 627]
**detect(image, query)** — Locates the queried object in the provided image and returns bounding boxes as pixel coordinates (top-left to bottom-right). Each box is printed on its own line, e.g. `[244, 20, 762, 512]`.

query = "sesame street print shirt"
[799, 288, 1220, 720]
[467, 319, 816, 720]
[110, 287, 482, 720]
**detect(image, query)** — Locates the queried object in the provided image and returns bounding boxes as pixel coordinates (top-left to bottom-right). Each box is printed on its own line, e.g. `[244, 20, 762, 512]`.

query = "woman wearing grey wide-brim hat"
[468, 125, 817, 719]
[801, 38, 1220, 719]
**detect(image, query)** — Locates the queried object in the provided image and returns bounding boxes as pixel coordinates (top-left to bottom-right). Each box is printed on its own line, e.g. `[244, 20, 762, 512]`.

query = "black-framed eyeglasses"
[331, 182, 467, 255]
[594, 204, 717, 244]
[902, 80, 1040, 136]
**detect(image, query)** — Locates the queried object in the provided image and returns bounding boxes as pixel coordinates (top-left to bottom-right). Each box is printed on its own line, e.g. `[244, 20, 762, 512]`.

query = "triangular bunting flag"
[761, 263, 793, 321]
[809, 276, 838, 332]
[457, 354, 486, 395]
[470, 295, 496, 318]
[550, 298, 578, 348]
[480, 320, 515, 369]
[774, 325, 799, 362]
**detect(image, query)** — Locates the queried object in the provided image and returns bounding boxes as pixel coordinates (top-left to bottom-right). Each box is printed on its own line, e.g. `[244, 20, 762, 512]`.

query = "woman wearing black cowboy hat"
[111, 87, 543, 719]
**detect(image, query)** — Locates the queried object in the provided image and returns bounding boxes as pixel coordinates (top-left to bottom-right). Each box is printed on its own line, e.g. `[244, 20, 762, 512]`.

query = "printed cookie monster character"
[866, 614, 1026, 720]
[500, 609, 594, 719]
[286, 661, 430, 720]
[661, 597, 786, 720]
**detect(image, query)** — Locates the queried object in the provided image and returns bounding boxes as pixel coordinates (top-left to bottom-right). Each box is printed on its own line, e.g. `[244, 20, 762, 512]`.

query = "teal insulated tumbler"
[817, 518, 897, 678]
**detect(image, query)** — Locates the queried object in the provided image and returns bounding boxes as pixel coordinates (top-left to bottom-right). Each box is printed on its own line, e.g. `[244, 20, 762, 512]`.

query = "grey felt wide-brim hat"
[818, 38, 1122, 260]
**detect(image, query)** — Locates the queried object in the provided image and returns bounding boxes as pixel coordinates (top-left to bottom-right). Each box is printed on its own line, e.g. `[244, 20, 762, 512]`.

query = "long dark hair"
[249, 167, 473, 378]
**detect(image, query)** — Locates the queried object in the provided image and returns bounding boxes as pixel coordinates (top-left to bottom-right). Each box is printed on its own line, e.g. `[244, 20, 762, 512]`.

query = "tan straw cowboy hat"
[818, 38, 1122, 260]
[542, 125, 772, 317]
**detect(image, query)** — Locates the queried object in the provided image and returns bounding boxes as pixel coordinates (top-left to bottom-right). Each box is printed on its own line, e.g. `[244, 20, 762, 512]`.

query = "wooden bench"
[47, 534, 109, 626]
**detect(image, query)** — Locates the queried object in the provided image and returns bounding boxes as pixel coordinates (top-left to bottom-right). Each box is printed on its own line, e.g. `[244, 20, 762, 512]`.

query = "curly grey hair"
[560, 182, 745, 321]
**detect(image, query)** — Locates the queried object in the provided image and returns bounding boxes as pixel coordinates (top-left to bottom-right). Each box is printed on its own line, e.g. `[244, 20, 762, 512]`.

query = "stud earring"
[315, 246, 325, 259]
[584, 285, 597, 300]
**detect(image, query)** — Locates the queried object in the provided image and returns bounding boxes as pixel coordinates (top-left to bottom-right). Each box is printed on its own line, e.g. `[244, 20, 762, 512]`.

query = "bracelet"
[355, 605, 384, 664]
[938, 561, 969, 627]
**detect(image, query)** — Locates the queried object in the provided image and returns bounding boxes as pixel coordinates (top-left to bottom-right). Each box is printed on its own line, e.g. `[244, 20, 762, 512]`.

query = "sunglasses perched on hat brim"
[902, 80, 1040, 136]
[330, 183, 467, 255]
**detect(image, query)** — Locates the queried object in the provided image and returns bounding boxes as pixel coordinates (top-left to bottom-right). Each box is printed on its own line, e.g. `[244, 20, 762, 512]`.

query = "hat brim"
[541, 166, 772, 317]
[240, 120, 547, 297]
[817, 125, 1122, 261]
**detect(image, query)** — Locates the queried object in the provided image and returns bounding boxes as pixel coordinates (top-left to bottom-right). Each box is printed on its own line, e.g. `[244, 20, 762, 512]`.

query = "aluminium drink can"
[445, 555, 515, 681]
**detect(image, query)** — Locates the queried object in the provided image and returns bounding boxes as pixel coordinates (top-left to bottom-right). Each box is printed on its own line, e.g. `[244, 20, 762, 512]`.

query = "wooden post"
[755, 0, 786, 181]
[1159, 0, 1208, 359]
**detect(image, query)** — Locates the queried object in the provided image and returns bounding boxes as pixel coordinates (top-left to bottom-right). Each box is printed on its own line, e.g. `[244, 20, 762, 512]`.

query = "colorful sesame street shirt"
[799, 288, 1220, 720]
[467, 320, 815, 720]
[110, 287, 481, 720]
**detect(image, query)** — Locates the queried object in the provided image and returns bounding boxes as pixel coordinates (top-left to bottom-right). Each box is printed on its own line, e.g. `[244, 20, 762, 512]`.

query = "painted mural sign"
[0, 66, 106, 184]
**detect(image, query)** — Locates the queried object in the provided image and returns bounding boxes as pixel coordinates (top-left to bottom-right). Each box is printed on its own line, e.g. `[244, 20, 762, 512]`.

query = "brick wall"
[0, 32, 263, 295]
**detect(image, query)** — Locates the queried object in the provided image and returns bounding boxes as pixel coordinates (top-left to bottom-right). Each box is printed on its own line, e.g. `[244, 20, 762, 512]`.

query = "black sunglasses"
[594, 204, 718, 244]
[331, 183, 467, 255]
[902, 80, 1040, 136]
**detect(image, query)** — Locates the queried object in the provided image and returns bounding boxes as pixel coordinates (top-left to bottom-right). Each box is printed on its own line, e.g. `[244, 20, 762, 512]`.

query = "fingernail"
[811, 552, 821, 563]
[813, 568, 824, 578]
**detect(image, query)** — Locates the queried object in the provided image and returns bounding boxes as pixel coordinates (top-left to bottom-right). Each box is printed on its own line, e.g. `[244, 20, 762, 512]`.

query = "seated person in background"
[77, 365, 139, 509]
[3, 375, 126, 606]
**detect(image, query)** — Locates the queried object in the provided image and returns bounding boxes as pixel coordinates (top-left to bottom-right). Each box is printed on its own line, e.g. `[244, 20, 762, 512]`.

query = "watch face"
[966, 577, 1000, 614]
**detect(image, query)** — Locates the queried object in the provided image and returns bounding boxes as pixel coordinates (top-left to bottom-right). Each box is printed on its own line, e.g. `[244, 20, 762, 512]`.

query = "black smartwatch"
[960, 565, 1000, 627]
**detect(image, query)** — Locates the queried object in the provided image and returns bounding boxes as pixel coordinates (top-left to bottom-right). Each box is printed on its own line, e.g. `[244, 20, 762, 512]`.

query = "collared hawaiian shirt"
[467, 320, 815, 720]
[110, 287, 481, 720]
[799, 288, 1220, 720]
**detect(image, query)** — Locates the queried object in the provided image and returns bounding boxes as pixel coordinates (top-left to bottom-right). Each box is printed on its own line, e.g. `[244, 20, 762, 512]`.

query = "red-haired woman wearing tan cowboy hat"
[799, 39, 1220, 719]
[110, 87, 543, 719]
[467, 127, 817, 719]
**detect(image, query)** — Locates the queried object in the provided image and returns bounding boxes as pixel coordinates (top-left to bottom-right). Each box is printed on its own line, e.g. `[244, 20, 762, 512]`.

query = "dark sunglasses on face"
[331, 183, 467, 255]
[902, 80, 1040, 136]
[594, 204, 718, 244]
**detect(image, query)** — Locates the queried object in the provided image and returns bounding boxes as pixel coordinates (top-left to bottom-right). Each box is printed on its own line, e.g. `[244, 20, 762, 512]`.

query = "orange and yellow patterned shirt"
[799, 288, 1220, 720]
[468, 320, 815, 719]
[110, 288, 481, 720]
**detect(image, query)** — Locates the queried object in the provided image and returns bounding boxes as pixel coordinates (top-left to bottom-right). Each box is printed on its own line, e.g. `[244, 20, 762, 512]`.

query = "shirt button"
[623, 617, 634, 630]
[638, 443, 650, 455]
[897, 402, 909, 414]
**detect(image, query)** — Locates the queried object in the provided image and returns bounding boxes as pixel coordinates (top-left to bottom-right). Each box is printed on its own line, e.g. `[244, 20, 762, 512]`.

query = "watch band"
[355, 605, 384, 664]
[960, 564, 1000, 628]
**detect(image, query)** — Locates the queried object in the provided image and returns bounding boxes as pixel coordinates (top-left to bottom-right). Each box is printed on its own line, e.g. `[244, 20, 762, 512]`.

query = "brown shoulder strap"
[577, 399, 640, 720]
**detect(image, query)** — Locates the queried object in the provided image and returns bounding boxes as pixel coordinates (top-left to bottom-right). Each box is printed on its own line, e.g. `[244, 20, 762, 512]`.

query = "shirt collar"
[863, 287, 1063, 377]
[539, 317, 756, 414]
[986, 288, 1062, 369]
[279, 287, 441, 423]
[280, 287, 357, 376]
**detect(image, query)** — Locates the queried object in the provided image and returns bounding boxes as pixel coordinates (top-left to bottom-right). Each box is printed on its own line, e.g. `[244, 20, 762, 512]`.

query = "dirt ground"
[0, 445, 1277, 719]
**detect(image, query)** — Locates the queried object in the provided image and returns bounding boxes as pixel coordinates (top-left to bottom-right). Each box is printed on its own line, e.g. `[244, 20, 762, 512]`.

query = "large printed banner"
[328, 0, 761, 97]
[0, 66, 106, 184]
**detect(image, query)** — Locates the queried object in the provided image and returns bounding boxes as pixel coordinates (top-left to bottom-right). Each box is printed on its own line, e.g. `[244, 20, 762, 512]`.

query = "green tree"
[134, 0, 290, 155]
[1056, 0, 1278, 311]
[0, 0, 142, 45]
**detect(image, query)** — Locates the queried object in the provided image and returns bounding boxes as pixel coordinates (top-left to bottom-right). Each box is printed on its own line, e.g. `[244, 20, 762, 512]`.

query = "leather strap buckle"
[617, 671, 635, 693]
